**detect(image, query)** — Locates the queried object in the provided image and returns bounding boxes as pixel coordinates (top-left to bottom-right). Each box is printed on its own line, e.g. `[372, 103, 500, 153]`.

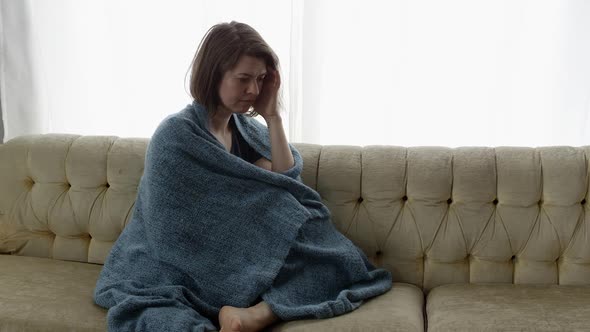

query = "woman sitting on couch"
[93, 21, 392, 332]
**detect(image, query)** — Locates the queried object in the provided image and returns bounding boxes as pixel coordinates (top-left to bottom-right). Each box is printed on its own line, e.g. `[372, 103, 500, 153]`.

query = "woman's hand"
[253, 68, 280, 120]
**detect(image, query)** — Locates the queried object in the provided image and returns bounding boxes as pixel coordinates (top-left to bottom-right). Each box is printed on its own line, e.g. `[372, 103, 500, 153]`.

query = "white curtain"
[2, 0, 590, 147]
[0, 0, 293, 141]
[300, 0, 590, 146]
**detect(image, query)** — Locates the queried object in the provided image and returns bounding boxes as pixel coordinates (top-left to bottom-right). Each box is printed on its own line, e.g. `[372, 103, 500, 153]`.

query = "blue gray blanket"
[94, 101, 392, 331]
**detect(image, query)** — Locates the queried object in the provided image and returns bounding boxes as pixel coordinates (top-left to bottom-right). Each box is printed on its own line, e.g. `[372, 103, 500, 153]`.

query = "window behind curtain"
[1, 0, 590, 147]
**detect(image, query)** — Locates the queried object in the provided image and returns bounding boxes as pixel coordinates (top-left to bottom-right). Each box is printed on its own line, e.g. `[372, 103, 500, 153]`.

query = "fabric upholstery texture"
[2, 134, 590, 331]
[0, 134, 148, 262]
[427, 283, 590, 331]
[0, 254, 106, 331]
[271, 282, 424, 332]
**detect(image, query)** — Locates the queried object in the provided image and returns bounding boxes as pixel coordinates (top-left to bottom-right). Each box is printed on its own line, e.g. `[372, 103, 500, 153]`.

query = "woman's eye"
[257, 77, 265, 82]
[239, 78, 249, 83]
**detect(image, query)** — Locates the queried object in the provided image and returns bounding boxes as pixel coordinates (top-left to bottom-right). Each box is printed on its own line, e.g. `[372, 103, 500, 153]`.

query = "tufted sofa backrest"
[0, 135, 146, 264]
[1, 135, 589, 291]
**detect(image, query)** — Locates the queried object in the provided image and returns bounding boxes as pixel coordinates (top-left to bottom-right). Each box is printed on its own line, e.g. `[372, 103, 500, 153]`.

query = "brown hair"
[187, 21, 281, 117]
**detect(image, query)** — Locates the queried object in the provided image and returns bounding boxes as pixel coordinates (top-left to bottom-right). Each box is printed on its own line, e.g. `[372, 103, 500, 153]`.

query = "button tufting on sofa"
[3, 135, 590, 331]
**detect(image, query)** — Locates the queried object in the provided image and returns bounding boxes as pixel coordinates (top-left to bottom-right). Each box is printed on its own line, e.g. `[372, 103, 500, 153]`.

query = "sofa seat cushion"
[0, 254, 107, 332]
[427, 283, 590, 332]
[269, 282, 424, 332]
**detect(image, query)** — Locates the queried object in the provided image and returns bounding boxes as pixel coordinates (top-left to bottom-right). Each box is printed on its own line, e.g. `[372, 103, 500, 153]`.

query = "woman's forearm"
[264, 115, 294, 173]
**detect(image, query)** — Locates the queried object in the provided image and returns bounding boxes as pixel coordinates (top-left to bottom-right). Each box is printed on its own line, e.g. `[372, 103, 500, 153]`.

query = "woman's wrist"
[263, 112, 294, 172]
[262, 113, 282, 124]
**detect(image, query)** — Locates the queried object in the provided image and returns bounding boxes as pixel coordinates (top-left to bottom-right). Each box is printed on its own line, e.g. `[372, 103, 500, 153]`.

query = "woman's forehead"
[231, 55, 267, 75]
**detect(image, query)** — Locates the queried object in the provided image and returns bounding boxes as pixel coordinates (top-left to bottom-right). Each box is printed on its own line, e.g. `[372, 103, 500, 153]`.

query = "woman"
[94, 21, 392, 332]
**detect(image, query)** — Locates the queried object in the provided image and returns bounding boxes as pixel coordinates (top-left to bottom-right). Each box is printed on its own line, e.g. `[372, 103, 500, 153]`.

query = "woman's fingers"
[267, 68, 280, 89]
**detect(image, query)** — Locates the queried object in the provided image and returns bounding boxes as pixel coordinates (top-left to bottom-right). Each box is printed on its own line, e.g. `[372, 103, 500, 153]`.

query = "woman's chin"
[234, 105, 252, 113]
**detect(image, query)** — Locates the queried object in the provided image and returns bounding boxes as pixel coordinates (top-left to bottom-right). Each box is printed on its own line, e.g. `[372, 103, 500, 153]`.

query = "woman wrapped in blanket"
[94, 21, 392, 332]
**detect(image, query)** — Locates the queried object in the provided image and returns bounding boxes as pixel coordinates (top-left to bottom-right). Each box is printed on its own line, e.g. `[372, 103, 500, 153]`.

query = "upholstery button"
[493, 198, 498, 205]
[402, 196, 408, 201]
[375, 251, 383, 256]
[357, 197, 363, 203]
[582, 199, 587, 205]
[447, 198, 452, 204]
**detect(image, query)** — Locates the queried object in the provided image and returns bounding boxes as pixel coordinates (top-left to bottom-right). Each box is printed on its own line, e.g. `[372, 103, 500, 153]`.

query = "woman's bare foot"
[219, 301, 279, 332]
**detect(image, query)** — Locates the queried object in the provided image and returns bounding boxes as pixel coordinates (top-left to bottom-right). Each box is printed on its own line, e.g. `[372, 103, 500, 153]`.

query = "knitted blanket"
[94, 101, 392, 331]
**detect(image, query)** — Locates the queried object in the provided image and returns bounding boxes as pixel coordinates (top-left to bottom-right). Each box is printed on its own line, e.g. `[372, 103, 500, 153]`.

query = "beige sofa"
[1, 134, 590, 331]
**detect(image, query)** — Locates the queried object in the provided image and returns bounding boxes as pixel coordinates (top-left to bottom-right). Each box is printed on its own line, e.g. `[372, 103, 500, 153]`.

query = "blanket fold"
[94, 101, 392, 331]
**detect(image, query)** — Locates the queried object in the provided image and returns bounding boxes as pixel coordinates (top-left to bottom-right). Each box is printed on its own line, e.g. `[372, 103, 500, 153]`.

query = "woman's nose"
[247, 80, 260, 95]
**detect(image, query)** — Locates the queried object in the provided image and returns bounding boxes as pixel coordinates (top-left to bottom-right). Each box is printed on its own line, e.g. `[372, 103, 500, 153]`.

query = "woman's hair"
[188, 21, 280, 117]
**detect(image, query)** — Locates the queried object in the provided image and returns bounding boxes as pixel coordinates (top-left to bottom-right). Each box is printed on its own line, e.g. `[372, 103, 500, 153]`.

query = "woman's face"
[218, 55, 267, 114]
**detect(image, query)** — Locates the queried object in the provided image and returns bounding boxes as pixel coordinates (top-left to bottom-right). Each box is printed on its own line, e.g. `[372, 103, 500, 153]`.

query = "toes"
[230, 317, 242, 331]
